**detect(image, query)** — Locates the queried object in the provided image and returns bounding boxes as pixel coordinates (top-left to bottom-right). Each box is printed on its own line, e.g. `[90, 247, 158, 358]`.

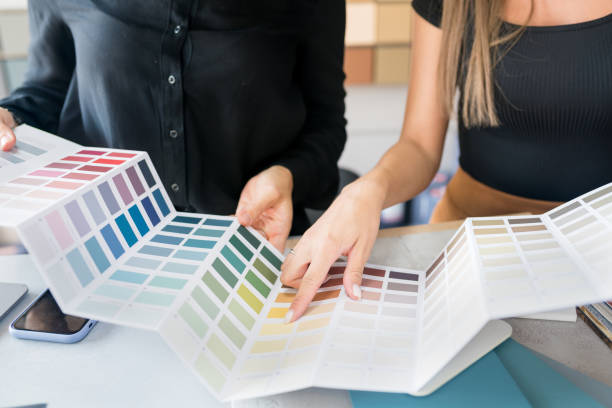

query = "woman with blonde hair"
[282, 0, 612, 323]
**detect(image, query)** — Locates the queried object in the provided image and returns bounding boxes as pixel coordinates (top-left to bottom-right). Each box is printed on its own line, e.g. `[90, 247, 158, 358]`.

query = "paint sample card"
[0, 125, 79, 185]
[4, 126, 612, 402]
[159, 261, 428, 401]
[16, 150, 177, 328]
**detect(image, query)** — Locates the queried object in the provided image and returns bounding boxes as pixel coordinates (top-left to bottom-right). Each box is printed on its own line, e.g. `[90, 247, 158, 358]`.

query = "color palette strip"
[0, 139, 47, 165]
[17, 151, 178, 327]
[8, 128, 612, 401]
[0, 148, 140, 220]
[159, 222, 286, 396]
[318, 263, 419, 390]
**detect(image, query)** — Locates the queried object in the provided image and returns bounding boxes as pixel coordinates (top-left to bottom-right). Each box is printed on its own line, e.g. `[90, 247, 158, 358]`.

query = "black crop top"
[412, 0, 612, 201]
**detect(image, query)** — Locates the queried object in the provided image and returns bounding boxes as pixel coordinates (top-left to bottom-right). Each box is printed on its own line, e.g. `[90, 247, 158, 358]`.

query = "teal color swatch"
[139, 245, 173, 257]
[85, 236, 110, 273]
[135, 291, 175, 306]
[66, 248, 95, 287]
[162, 262, 199, 274]
[194, 228, 224, 238]
[163, 224, 194, 234]
[221, 246, 245, 273]
[174, 250, 208, 261]
[110, 270, 148, 284]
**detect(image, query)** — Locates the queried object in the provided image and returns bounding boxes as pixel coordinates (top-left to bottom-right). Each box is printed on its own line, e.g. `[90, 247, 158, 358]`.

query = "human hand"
[236, 165, 293, 252]
[0, 107, 17, 151]
[280, 175, 387, 323]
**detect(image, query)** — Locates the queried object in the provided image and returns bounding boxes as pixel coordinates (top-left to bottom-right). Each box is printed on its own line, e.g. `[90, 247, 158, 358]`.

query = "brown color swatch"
[363, 267, 386, 277]
[321, 278, 344, 288]
[362, 278, 384, 289]
[512, 225, 547, 233]
[313, 289, 342, 301]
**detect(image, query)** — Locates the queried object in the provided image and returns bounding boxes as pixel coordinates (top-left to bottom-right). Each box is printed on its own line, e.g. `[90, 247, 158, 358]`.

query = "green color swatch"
[179, 302, 207, 338]
[229, 299, 255, 330]
[261, 246, 282, 270]
[219, 316, 246, 348]
[192, 286, 219, 319]
[194, 354, 225, 392]
[213, 258, 238, 287]
[253, 258, 278, 285]
[230, 235, 253, 261]
[245, 270, 270, 297]
[207, 334, 236, 369]
[202, 271, 228, 302]
[238, 225, 260, 249]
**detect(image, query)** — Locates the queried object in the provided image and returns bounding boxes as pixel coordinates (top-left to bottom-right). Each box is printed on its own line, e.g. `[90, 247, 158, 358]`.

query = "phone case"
[9, 290, 97, 344]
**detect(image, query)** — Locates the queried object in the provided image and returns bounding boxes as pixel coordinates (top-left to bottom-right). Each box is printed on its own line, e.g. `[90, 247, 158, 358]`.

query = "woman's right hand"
[280, 172, 388, 323]
[0, 107, 17, 151]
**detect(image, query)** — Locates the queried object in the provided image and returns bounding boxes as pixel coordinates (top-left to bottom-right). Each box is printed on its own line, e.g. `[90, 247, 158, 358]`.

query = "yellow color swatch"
[304, 302, 336, 317]
[267, 307, 289, 318]
[297, 316, 331, 332]
[275, 292, 296, 303]
[259, 323, 295, 336]
[251, 339, 288, 354]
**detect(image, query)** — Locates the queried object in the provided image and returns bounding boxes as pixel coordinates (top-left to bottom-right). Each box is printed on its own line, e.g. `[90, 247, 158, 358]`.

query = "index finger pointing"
[0, 123, 16, 151]
[286, 246, 339, 323]
[280, 242, 310, 288]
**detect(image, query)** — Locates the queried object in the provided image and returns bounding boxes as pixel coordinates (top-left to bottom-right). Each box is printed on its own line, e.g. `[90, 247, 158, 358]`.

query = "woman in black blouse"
[0, 0, 347, 251]
[282, 0, 612, 323]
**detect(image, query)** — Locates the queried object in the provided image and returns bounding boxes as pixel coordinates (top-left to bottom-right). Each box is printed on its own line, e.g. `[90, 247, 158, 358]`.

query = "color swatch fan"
[2, 125, 612, 402]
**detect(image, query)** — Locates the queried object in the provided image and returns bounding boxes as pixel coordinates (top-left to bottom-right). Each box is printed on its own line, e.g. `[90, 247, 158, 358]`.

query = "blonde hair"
[439, 0, 532, 127]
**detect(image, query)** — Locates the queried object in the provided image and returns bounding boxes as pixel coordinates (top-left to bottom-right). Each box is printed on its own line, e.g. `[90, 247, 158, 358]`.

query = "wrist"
[362, 167, 391, 207]
[268, 165, 293, 199]
[341, 171, 388, 212]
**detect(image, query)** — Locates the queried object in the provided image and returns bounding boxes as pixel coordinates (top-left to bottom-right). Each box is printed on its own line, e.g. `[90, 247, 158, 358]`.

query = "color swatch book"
[2, 126, 612, 402]
[578, 303, 612, 350]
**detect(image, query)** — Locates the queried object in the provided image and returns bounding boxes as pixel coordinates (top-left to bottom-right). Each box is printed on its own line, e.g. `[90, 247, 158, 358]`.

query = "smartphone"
[9, 289, 97, 343]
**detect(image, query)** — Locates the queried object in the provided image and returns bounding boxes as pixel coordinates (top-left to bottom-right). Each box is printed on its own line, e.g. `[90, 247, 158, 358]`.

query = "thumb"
[236, 182, 277, 227]
[0, 122, 16, 152]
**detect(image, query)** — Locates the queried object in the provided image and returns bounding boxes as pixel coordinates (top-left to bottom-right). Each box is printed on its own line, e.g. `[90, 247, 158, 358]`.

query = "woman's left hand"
[236, 165, 293, 252]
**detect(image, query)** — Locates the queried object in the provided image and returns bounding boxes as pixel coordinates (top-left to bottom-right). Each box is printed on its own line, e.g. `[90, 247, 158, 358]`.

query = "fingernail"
[0, 136, 8, 150]
[284, 309, 294, 324]
[352, 283, 362, 300]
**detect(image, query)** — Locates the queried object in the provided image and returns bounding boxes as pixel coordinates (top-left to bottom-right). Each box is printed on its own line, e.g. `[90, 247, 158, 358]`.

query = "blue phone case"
[9, 289, 97, 344]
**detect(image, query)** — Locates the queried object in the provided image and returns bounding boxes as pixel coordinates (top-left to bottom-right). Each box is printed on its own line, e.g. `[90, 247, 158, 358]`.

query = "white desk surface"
[2, 227, 612, 408]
